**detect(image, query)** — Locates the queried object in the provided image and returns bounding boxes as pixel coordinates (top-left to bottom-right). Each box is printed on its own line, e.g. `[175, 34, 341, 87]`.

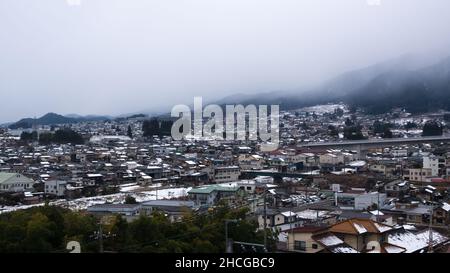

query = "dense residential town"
[1, 104, 450, 253]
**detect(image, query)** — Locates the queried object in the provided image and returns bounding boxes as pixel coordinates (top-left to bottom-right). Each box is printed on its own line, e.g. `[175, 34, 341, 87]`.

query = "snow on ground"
[298, 104, 346, 115]
[0, 186, 192, 214]
[119, 185, 141, 192]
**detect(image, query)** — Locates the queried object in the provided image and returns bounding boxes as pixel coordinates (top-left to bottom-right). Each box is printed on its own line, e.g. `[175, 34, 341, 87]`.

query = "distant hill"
[8, 113, 110, 129]
[343, 56, 450, 114]
[212, 54, 450, 114]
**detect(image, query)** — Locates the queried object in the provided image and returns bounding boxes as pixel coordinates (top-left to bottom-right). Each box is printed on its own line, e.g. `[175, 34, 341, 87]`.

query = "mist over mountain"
[214, 54, 450, 114]
[344, 56, 450, 114]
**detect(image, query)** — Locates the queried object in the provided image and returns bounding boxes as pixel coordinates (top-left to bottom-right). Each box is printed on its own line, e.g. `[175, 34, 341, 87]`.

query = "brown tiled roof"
[328, 218, 393, 235]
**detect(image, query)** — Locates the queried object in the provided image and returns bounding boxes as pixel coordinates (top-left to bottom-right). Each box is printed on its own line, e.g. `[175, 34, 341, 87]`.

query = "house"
[0, 172, 35, 192]
[137, 172, 153, 185]
[44, 180, 67, 197]
[213, 166, 240, 183]
[258, 209, 334, 230]
[236, 180, 257, 194]
[286, 217, 450, 253]
[391, 149, 408, 157]
[287, 226, 328, 253]
[86, 204, 141, 222]
[319, 153, 345, 165]
[433, 202, 450, 226]
[257, 208, 279, 228]
[287, 218, 396, 253]
[146, 166, 164, 179]
[312, 232, 361, 253]
[388, 228, 449, 253]
[384, 180, 410, 198]
[85, 173, 104, 186]
[238, 155, 263, 170]
[369, 162, 397, 176]
[404, 168, 433, 182]
[325, 218, 394, 252]
[384, 202, 432, 225]
[141, 200, 195, 222]
[188, 184, 241, 206]
[274, 211, 297, 226]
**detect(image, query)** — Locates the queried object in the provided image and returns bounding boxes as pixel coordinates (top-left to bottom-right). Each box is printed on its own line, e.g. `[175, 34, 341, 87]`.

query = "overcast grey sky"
[1, 0, 450, 122]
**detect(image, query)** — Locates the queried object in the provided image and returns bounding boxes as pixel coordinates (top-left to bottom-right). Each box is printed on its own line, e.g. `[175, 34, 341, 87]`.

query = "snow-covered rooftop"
[388, 229, 449, 253]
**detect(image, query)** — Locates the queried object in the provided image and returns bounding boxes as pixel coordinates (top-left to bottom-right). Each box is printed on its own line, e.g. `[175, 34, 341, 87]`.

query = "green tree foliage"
[0, 204, 276, 253]
[334, 108, 344, 117]
[0, 206, 97, 253]
[142, 118, 160, 137]
[38, 129, 84, 145]
[422, 120, 443, 136]
[20, 131, 38, 142]
[142, 118, 174, 138]
[127, 125, 133, 139]
[343, 125, 365, 140]
[328, 125, 339, 137]
[348, 105, 357, 114]
[53, 128, 84, 144]
[124, 195, 137, 204]
[160, 120, 174, 136]
[404, 121, 417, 131]
[344, 118, 354, 126]
[382, 128, 393, 138]
[373, 121, 393, 138]
[444, 114, 450, 122]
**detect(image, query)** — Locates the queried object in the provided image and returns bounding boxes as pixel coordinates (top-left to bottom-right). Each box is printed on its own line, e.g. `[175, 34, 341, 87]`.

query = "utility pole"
[428, 205, 434, 253]
[225, 219, 238, 253]
[263, 190, 267, 250]
[99, 223, 104, 253]
[377, 183, 380, 222]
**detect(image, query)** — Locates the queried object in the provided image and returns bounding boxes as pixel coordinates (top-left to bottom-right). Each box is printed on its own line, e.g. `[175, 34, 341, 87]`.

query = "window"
[294, 240, 306, 251]
[312, 244, 318, 249]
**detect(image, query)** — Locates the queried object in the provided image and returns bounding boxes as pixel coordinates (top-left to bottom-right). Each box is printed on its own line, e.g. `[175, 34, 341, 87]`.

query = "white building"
[404, 168, 433, 182]
[213, 166, 240, 183]
[0, 172, 35, 192]
[44, 180, 67, 197]
[391, 149, 408, 157]
[423, 156, 439, 177]
[336, 191, 387, 210]
[319, 153, 345, 165]
[238, 154, 263, 170]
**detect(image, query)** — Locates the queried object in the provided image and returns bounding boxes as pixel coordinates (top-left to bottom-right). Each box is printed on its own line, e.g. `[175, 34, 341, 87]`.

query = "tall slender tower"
[32, 116, 39, 142]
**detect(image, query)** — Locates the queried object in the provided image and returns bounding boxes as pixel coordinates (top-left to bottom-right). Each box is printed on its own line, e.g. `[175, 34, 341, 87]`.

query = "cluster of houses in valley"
[1, 105, 450, 253]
